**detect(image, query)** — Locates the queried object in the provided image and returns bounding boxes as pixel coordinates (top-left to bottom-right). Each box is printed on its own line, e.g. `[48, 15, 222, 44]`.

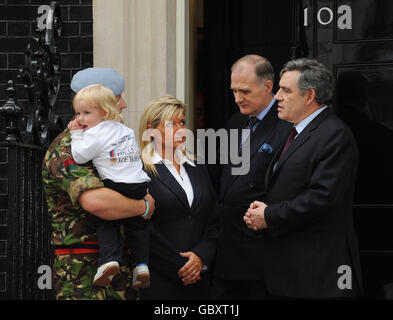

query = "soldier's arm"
[79, 188, 155, 220]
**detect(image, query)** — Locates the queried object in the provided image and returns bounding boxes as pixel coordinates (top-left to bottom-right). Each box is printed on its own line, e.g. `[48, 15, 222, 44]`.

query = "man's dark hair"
[280, 58, 334, 105]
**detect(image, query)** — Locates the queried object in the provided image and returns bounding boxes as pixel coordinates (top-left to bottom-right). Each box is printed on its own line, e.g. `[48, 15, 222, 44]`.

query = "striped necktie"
[240, 116, 260, 153]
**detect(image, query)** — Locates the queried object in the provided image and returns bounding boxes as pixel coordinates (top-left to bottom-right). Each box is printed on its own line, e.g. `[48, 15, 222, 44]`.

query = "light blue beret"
[70, 68, 125, 96]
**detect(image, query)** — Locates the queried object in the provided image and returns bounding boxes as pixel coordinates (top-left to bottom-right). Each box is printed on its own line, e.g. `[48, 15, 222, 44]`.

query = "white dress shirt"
[294, 105, 328, 135]
[151, 149, 196, 207]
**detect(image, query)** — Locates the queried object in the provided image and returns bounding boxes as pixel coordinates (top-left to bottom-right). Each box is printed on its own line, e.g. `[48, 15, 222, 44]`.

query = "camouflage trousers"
[53, 252, 137, 300]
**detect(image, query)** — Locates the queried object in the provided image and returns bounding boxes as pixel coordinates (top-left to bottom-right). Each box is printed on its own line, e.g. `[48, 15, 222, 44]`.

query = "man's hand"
[178, 252, 203, 285]
[243, 201, 268, 230]
[68, 119, 83, 131]
[141, 191, 155, 220]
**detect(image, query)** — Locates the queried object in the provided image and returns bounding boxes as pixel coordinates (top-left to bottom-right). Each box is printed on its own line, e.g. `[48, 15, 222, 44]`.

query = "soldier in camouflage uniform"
[42, 68, 155, 300]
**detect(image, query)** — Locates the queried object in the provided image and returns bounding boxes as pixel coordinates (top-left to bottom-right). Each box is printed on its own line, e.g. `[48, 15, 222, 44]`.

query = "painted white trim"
[176, 0, 188, 104]
[176, 0, 195, 133]
[92, 0, 193, 132]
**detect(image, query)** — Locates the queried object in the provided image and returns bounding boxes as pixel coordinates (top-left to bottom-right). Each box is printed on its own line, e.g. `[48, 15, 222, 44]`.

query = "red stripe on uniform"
[55, 248, 99, 255]
[63, 158, 77, 168]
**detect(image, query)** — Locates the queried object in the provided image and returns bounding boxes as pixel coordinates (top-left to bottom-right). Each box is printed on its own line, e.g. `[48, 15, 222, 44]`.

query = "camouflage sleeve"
[67, 163, 104, 206]
[44, 129, 104, 207]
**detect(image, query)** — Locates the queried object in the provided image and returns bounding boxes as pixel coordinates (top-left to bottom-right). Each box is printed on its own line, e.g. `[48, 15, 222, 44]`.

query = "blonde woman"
[137, 95, 219, 300]
[68, 84, 152, 289]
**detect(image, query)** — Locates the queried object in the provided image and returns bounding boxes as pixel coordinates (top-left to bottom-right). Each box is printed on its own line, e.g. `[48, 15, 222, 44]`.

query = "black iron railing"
[0, 1, 63, 300]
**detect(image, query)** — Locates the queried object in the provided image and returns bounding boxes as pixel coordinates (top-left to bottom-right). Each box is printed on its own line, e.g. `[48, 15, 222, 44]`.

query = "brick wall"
[0, 0, 93, 131]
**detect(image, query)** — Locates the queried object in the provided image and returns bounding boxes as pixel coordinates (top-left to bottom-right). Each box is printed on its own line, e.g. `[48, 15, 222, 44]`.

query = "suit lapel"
[156, 163, 190, 212]
[249, 106, 278, 158]
[219, 115, 246, 197]
[265, 139, 284, 188]
[267, 107, 332, 182]
[273, 129, 311, 173]
[221, 106, 279, 198]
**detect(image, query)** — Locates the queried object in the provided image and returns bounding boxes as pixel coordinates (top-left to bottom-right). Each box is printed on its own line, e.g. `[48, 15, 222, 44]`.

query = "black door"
[199, 0, 296, 130]
[295, 0, 393, 299]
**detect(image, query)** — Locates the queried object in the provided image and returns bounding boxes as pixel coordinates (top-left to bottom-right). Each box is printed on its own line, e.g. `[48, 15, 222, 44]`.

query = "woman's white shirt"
[151, 150, 195, 207]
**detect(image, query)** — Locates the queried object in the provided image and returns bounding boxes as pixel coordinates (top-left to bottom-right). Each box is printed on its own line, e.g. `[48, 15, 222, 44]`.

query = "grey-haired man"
[244, 58, 363, 299]
[213, 55, 291, 299]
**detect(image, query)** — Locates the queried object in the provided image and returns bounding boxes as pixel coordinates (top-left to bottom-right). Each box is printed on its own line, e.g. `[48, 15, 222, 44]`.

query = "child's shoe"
[132, 263, 150, 289]
[93, 261, 120, 287]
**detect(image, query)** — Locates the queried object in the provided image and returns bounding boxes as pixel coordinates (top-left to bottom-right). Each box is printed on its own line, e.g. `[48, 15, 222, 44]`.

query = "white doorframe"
[176, 0, 195, 132]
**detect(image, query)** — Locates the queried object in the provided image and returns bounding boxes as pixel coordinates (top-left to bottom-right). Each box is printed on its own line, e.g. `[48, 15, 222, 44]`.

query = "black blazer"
[140, 162, 219, 300]
[214, 103, 292, 279]
[263, 107, 363, 298]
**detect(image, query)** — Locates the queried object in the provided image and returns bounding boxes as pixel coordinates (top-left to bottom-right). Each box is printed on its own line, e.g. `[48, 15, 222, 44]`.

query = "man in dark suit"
[213, 55, 291, 299]
[244, 58, 363, 298]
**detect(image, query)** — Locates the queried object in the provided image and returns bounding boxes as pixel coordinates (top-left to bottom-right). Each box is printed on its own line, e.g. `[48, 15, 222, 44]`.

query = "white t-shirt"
[70, 120, 150, 184]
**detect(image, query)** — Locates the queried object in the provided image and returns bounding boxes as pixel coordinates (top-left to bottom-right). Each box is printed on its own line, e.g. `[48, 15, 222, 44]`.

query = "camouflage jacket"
[42, 129, 136, 300]
[42, 128, 104, 246]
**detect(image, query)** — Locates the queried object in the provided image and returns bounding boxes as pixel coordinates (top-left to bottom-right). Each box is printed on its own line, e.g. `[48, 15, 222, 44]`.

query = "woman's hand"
[178, 251, 203, 285]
